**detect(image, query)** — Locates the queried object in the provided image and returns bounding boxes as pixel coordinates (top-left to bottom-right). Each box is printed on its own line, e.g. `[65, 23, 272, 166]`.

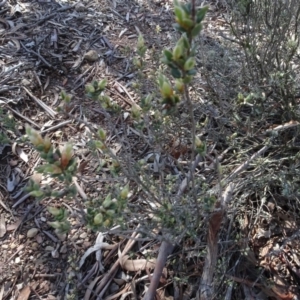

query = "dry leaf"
[17, 285, 31, 300]
[0, 215, 6, 238]
[120, 255, 157, 272]
[6, 219, 21, 231]
[12, 143, 28, 163]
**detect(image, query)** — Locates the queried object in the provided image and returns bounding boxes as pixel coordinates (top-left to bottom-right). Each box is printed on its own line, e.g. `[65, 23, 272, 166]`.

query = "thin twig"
[23, 86, 57, 118]
[20, 42, 52, 68]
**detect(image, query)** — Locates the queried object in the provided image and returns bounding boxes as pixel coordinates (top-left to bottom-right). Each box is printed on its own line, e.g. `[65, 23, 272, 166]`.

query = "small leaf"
[184, 57, 196, 71]
[175, 79, 185, 93]
[120, 184, 129, 200]
[181, 18, 194, 30]
[174, 6, 186, 23]
[102, 193, 112, 208]
[163, 49, 173, 61]
[98, 79, 107, 90]
[97, 128, 107, 141]
[171, 68, 182, 78]
[191, 23, 203, 38]
[94, 213, 104, 225]
[181, 33, 190, 49]
[173, 23, 187, 33]
[196, 6, 209, 23]
[161, 81, 173, 98]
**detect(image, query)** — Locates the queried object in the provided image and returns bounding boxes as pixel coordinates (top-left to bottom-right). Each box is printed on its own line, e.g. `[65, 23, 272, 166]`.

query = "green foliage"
[47, 206, 70, 234]
[229, 0, 300, 117]
[25, 0, 209, 242]
[85, 188, 128, 230]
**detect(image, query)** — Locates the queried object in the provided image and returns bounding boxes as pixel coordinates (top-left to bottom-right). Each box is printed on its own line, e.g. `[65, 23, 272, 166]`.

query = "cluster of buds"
[47, 206, 70, 234]
[86, 79, 119, 112]
[173, 0, 208, 38]
[133, 34, 147, 69]
[86, 185, 129, 230]
[158, 1, 208, 113]
[26, 125, 77, 182]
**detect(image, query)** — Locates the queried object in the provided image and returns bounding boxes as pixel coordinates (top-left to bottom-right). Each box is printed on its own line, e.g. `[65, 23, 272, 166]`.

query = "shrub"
[25, 1, 210, 243]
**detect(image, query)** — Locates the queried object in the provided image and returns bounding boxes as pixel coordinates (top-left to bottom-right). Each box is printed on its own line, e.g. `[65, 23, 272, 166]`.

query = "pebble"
[45, 246, 55, 251]
[31, 242, 39, 250]
[79, 232, 87, 239]
[27, 228, 39, 238]
[15, 257, 21, 264]
[60, 244, 68, 254]
[10, 243, 17, 249]
[21, 79, 31, 86]
[70, 233, 79, 242]
[84, 50, 98, 62]
[75, 3, 85, 12]
[36, 235, 43, 244]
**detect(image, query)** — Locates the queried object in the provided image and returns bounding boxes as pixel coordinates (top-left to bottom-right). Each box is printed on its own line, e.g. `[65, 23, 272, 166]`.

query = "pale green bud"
[184, 57, 196, 71]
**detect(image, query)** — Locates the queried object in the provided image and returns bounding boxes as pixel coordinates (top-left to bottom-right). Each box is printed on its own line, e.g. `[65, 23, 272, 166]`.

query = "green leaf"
[196, 6, 208, 23]
[98, 79, 107, 90]
[174, 6, 186, 22]
[30, 190, 44, 198]
[171, 68, 182, 78]
[191, 23, 203, 38]
[158, 74, 166, 88]
[94, 213, 104, 225]
[190, 45, 198, 56]
[187, 69, 197, 75]
[163, 49, 173, 62]
[173, 44, 183, 60]
[183, 2, 192, 14]
[184, 57, 196, 71]
[181, 33, 190, 49]
[173, 23, 187, 33]
[181, 18, 194, 29]
[182, 75, 193, 84]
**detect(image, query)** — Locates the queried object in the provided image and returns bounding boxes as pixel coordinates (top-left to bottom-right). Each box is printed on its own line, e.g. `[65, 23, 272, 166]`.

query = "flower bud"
[120, 184, 129, 200]
[184, 57, 196, 71]
[94, 213, 103, 225]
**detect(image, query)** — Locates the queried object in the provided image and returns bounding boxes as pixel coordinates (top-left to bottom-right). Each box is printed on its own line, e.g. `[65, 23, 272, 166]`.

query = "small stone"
[84, 50, 98, 62]
[70, 234, 79, 242]
[45, 246, 54, 251]
[79, 232, 87, 239]
[27, 228, 39, 238]
[2, 244, 8, 249]
[36, 235, 43, 244]
[75, 3, 85, 12]
[56, 232, 66, 241]
[83, 241, 92, 248]
[10, 243, 17, 249]
[60, 244, 68, 254]
[31, 243, 39, 249]
[21, 79, 31, 86]
[15, 257, 21, 264]
[40, 217, 46, 222]
[51, 249, 59, 258]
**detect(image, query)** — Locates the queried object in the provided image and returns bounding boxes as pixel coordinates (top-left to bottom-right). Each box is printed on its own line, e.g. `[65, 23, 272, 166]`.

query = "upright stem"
[184, 85, 197, 202]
